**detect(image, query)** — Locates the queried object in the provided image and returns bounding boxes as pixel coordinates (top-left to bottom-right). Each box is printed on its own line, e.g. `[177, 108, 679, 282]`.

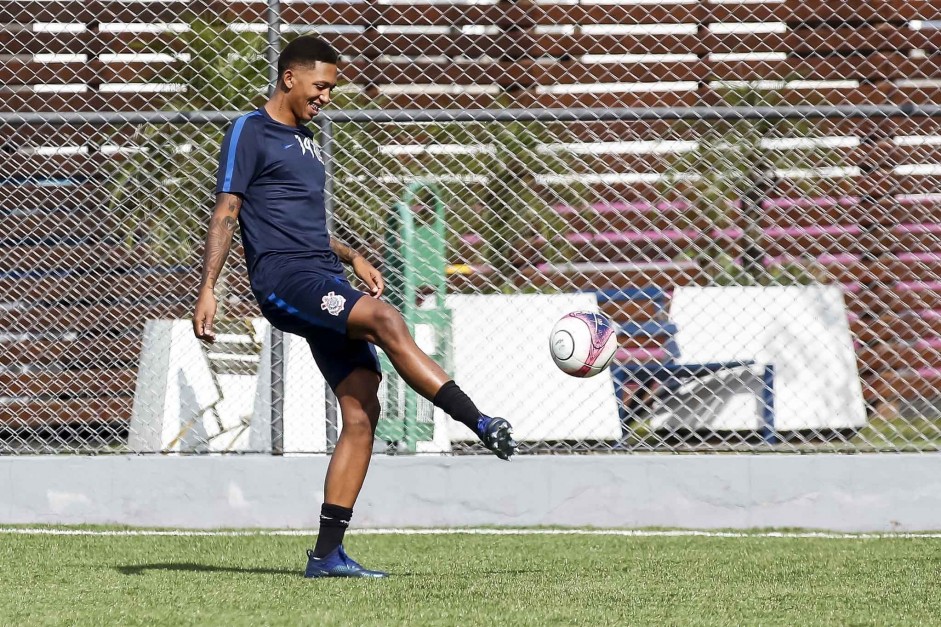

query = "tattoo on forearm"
[329, 236, 362, 265]
[199, 195, 241, 291]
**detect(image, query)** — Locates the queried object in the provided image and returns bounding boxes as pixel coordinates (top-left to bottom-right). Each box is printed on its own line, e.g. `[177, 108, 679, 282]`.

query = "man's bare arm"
[329, 236, 363, 266]
[199, 193, 242, 292]
[330, 236, 385, 297]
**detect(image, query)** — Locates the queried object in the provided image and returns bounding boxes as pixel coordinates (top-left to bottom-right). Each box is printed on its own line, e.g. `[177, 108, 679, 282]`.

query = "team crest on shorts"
[321, 291, 346, 316]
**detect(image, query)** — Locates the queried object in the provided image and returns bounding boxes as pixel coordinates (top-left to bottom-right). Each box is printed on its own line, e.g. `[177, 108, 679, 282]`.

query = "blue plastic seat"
[597, 288, 777, 443]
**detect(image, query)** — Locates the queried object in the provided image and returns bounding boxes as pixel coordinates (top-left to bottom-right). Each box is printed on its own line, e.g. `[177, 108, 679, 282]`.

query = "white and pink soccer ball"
[549, 311, 619, 378]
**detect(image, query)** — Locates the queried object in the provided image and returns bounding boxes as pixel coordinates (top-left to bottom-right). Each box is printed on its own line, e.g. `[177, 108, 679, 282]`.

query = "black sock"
[312, 503, 353, 558]
[433, 380, 482, 433]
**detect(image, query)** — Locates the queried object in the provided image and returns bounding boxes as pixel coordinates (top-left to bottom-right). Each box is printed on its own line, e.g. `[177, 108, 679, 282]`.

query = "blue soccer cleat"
[304, 545, 388, 579]
[476, 415, 518, 461]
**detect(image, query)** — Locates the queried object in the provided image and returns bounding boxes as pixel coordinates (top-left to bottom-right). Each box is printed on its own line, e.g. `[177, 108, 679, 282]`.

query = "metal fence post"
[267, 0, 284, 455]
[320, 117, 340, 451]
[266, 0, 280, 97]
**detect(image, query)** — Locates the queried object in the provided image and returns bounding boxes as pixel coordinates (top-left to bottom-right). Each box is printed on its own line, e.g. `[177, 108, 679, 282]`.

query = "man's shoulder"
[220, 111, 266, 156]
[229, 110, 264, 134]
[242, 109, 265, 125]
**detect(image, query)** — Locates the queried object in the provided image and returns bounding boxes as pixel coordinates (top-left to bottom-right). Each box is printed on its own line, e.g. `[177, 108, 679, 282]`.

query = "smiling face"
[280, 62, 338, 123]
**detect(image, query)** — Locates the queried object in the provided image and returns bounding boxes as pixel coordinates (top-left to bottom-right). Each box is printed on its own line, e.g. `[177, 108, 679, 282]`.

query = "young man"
[192, 36, 517, 578]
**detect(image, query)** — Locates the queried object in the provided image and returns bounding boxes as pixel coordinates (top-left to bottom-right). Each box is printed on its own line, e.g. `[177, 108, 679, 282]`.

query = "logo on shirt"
[321, 291, 346, 316]
[297, 135, 323, 163]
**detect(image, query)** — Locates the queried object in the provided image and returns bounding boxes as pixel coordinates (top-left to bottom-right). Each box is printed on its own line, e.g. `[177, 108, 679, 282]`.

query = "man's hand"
[193, 288, 218, 342]
[352, 256, 384, 298]
[330, 237, 383, 297]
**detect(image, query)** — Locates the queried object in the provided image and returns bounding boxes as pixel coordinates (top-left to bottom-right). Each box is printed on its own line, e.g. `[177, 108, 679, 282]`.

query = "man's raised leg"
[346, 296, 517, 460]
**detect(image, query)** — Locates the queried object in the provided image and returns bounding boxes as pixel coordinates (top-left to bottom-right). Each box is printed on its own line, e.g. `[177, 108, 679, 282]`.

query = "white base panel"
[2, 454, 941, 532]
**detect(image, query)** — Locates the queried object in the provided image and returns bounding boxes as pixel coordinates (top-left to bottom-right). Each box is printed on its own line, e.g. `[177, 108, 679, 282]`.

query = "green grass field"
[3, 528, 941, 626]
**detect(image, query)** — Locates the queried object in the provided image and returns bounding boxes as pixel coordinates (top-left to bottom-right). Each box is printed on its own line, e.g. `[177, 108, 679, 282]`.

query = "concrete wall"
[1, 454, 939, 532]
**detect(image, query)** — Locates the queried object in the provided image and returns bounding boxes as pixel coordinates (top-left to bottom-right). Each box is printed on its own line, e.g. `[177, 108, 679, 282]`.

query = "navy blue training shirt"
[214, 107, 343, 295]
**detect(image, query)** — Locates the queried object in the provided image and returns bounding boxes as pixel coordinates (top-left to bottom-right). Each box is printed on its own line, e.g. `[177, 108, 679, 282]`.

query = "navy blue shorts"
[257, 268, 381, 391]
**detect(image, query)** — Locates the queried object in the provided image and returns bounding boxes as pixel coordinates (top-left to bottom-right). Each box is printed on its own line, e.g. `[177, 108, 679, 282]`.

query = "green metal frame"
[376, 181, 453, 450]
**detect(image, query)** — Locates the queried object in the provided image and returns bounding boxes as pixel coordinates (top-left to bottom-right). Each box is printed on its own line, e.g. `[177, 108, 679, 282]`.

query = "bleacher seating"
[454, 194, 941, 410]
[2, 0, 941, 443]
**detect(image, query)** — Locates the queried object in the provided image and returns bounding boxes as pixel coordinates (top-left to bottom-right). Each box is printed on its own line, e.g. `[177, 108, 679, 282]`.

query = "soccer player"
[192, 36, 517, 579]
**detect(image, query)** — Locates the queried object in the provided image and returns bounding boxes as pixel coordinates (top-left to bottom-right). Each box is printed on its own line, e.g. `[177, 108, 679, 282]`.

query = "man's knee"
[349, 296, 410, 346]
[342, 409, 376, 438]
[370, 303, 408, 346]
[342, 395, 380, 435]
[363, 394, 381, 428]
[361, 396, 382, 433]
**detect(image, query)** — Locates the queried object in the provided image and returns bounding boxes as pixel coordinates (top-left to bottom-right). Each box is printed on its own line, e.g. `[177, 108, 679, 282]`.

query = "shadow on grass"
[116, 564, 545, 578]
[117, 563, 300, 577]
[392, 568, 546, 578]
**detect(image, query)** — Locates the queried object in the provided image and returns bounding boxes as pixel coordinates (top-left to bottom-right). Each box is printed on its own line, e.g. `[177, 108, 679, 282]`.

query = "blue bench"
[597, 288, 777, 444]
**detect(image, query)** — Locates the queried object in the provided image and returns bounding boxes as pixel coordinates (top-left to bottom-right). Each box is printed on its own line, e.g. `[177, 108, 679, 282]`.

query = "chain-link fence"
[1, 0, 940, 454]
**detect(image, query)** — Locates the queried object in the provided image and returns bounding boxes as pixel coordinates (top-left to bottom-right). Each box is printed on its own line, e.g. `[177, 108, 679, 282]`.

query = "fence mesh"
[1, 0, 940, 454]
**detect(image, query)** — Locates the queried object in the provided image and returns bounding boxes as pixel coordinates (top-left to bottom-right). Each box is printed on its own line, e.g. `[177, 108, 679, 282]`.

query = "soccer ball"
[549, 311, 619, 378]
